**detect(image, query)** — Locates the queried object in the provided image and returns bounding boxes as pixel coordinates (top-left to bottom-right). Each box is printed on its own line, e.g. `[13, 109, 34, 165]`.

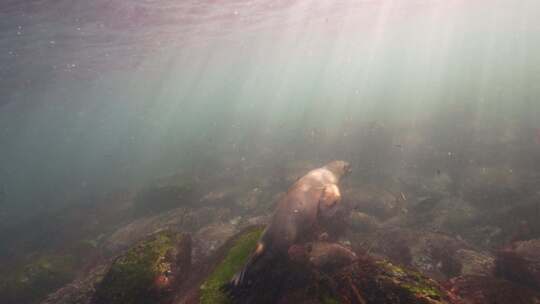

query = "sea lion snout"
[343, 162, 352, 176]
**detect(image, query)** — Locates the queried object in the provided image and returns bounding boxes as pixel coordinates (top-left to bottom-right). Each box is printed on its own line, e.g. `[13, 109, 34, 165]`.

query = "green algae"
[93, 231, 181, 304]
[320, 293, 341, 304]
[402, 283, 442, 300]
[400, 271, 442, 301]
[187, 232, 449, 304]
[402, 270, 442, 300]
[199, 228, 264, 304]
[0, 254, 77, 304]
[375, 260, 443, 302]
[377, 260, 406, 276]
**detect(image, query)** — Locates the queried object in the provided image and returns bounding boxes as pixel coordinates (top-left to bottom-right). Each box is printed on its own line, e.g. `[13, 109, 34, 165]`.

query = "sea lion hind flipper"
[222, 265, 254, 304]
[222, 242, 286, 304]
[222, 247, 287, 304]
[234, 242, 265, 285]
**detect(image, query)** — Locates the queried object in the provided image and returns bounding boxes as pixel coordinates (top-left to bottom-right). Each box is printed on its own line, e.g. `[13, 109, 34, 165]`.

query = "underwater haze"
[1, 1, 540, 303]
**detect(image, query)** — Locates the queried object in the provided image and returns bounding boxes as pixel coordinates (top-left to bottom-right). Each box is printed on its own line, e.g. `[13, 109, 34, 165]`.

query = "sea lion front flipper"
[320, 184, 341, 209]
[317, 184, 341, 221]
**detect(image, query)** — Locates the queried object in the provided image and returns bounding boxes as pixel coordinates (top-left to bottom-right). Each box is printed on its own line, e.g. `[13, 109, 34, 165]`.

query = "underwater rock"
[348, 211, 380, 233]
[288, 242, 357, 272]
[448, 275, 540, 304]
[465, 225, 503, 249]
[192, 222, 240, 264]
[495, 238, 540, 290]
[348, 227, 415, 268]
[244, 215, 271, 226]
[344, 186, 402, 220]
[199, 184, 268, 210]
[348, 227, 480, 281]
[174, 226, 458, 304]
[328, 257, 460, 304]
[199, 189, 232, 205]
[171, 226, 265, 304]
[483, 195, 540, 244]
[404, 232, 471, 281]
[92, 231, 191, 304]
[462, 166, 521, 208]
[0, 254, 77, 304]
[453, 249, 494, 277]
[41, 264, 110, 304]
[103, 206, 231, 254]
[416, 197, 478, 235]
[235, 187, 262, 211]
[283, 250, 460, 303]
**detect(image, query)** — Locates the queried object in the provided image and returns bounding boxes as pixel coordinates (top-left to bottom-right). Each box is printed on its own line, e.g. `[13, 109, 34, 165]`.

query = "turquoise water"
[0, 1, 540, 302]
[1, 0, 539, 218]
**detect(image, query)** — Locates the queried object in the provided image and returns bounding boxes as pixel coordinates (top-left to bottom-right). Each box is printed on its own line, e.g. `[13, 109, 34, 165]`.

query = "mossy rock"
[199, 227, 264, 304]
[320, 294, 341, 304]
[449, 275, 540, 304]
[0, 254, 77, 304]
[93, 230, 189, 304]
[281, 245, 455, 304]
[177, 227, 457, 304]
[330, 257, 456, 304]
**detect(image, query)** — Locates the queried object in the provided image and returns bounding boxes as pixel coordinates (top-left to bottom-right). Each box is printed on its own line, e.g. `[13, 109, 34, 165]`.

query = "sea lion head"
[324, 160, 352, 180]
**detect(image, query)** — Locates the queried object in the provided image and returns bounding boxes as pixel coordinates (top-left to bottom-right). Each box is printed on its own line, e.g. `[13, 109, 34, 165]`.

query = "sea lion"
[226, 160, 351, 296]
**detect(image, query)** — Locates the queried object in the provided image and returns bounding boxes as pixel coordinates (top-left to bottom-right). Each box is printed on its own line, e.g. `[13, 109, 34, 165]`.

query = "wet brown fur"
[229, 161, 351, 288]
[260, 160, 351, 251]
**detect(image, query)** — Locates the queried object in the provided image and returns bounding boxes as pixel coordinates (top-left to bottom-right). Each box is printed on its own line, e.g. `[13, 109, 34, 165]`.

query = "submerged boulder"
[495, 238, 540, 290]
[462, 166, 521, 209]
[330, 257, 459, 304]
[1, 254, 77, 304]
[192, 222, 240, 264]
[344, 186, 402, 221]
[174, 226, 459, 304]
[93, 231, 191, 304]
[348, 211, 380, 233]
[286, 242, 457, 303]
[453, 249, 494, 277]
[408, 197, 478, 235]
[448, 275, 540, 304]
[347, 227, 488, 281]
[294, 242, 358, 272]
[41, 264, 109, 304]
[103, 206, 230, 254]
